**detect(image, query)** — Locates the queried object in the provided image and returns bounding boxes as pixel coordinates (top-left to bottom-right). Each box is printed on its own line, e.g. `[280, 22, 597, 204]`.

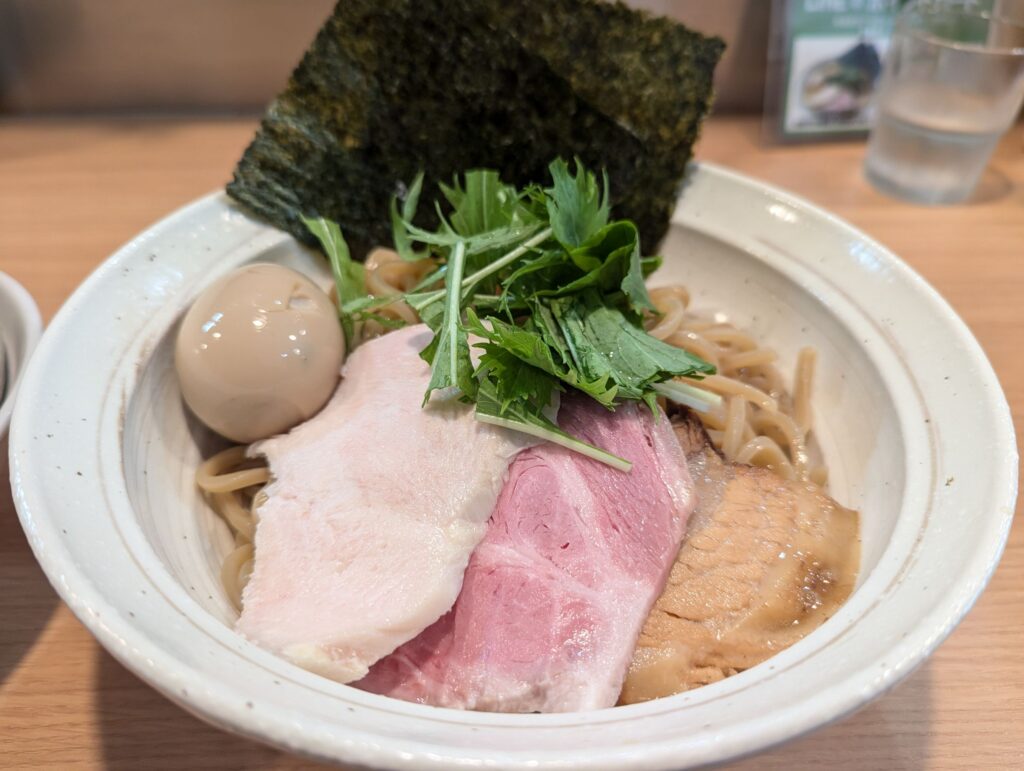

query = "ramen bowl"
[9, 164, 1017, 769]
[0, 271, 42, 437]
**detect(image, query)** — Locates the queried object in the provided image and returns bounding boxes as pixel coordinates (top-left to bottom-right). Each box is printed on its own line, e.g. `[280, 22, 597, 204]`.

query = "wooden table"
[0, 116, 1021, 770]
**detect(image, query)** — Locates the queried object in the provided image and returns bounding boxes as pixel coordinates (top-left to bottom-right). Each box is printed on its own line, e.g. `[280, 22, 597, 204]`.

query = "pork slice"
[619, 413, 860, 703]
[357, 396, 696, 712]
[236, 324, 528, 682]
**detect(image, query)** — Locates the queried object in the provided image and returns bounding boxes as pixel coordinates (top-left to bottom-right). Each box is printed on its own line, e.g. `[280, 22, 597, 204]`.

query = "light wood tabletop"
[0, 116, 1021, 770]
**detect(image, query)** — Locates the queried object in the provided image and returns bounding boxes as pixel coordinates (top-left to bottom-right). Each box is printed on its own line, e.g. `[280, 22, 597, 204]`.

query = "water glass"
[864, 0, 1024, 204]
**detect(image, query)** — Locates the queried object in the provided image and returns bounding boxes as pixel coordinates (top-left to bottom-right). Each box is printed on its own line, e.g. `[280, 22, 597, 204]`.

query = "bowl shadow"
[96, 647, 345, 770]
[96, 636, 931, 771]
[0, 434, 61, 686]
[725, 663, 934, 770]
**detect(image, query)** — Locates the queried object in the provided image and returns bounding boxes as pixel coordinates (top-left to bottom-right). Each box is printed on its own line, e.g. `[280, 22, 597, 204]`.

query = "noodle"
[684, 374, 778, 413]
[793, 347, 816, 435]
[197, 446, 266, 610]
[721, 349, 777, 371]
[735, 437, 796, 478]
[355, 248, 433, 342]
[196, 446, 269, 492]
[720, 396, 747, 461]
[200, 281, 827, 609]
[647, 295, 688, 340]
[221, 543, 255, 612]
[701, 326, 759, 352]
[664, 330, 720, 369]
[645, 285, 826, 484]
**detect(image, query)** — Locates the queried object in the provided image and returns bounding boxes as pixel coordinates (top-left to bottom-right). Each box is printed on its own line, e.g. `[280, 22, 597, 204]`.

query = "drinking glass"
[864, 0, 1024, 204]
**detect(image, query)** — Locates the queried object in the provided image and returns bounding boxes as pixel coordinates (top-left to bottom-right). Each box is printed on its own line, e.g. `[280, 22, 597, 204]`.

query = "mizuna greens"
[305, 159, 719, 471]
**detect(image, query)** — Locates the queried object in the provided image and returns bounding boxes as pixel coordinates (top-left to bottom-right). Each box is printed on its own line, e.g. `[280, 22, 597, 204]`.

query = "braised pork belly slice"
[620, 413, 859, 703]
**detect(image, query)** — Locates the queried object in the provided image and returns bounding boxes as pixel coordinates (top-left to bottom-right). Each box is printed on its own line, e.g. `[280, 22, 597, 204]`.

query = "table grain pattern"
[0, 116, 1021, 770]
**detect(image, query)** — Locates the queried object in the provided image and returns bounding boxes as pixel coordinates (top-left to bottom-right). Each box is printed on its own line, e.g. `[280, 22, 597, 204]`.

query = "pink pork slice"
[356, 396, 695, 712]
[237, 324, 529, 683]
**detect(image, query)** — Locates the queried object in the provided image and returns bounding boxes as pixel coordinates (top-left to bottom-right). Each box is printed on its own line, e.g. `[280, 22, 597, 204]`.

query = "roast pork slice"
[619, 412, 859, 703]
[237, 324, 528, 682]
[357, 396, 696, 712]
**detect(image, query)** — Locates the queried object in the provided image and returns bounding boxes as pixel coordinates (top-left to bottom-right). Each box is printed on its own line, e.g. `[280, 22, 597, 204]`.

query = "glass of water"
[864, 0, 1024, 204]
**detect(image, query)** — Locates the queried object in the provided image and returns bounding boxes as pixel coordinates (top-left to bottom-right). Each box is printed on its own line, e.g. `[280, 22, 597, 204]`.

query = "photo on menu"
[767, 0, 904, 140]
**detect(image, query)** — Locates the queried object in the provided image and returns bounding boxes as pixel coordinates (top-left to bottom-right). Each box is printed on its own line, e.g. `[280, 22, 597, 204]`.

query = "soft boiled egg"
[175, 263, 344, 443]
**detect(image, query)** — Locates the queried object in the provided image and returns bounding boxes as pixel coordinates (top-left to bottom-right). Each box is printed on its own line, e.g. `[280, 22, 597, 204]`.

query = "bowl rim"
[0, 270, 43, 436]
[9, 162, 1018, 769]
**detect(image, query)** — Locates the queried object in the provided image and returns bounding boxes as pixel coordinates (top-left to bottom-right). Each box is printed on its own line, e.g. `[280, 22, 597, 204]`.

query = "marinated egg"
[175, 263, 343, 443]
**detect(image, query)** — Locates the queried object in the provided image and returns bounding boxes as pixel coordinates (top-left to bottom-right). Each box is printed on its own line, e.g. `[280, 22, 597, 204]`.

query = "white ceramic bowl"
[0, 271, 42, 437]
[10, 164, 1018, 769]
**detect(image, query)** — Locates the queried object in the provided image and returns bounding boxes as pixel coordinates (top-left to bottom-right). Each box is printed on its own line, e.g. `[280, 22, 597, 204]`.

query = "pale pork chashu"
[237, 324, 528, 682]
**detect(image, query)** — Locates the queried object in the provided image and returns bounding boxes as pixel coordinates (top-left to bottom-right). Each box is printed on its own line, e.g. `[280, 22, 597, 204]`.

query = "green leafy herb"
[465, 308, 617, 406]
[475, 377, 633, 473]
[303, 216, 411, 343]
[544, 158, 610, 248]
[390, 172, 425, 262]
[539, 290, 714, 402]
[305, 159, 718, 470]
[405, 160, 716, 468]
[652, 380, 722, 413]
[301, 215, 364, 349]
[420, 241, 477, 404]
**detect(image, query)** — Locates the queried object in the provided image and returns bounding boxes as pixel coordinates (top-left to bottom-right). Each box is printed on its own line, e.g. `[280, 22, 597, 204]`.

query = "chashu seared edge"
[620, 411, 859, 703]
[237, 324, 531, 683]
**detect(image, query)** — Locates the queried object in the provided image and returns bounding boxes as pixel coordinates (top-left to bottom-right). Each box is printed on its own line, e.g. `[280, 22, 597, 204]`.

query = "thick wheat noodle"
[700, 326, 759, 351]
[195, 466, 267, 493]
[721, 396, 747, 461]
[686, 374, 779, 412]
[196, 445, 247, 475]
[197, 446, 267, 609]
[750, 409, 801, 459]
[649, 285, 690, 309]
[364, 248, 433, 291]
[735, 437, 796, 479]
[793, 347, 816, 434]
[665, 330, 720, 369]
[357, 249, 432, 339]
[361, 282, 419, 326]
[371, 298, 420, 325]
[196, 448, 269, 493]
[721, 348, 778, 371]
[212, 491, 256, 542]
[698, 403, 727, 431]
[757, 364, 787, 398]
[648, 286, 691, 341]
[221, 543, 255, 611]
[744, 373, 774, 398]
[647, 289, 825, 483]
[647, 297, 687, 339]
[680, 319, 720, 332]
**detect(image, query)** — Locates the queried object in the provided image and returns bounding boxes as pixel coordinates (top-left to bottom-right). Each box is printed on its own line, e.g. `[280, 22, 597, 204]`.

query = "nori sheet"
[227, 0, 724, 258]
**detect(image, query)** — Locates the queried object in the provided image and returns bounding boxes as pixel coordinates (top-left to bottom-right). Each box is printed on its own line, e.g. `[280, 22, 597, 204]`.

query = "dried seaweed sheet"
[227, 0, 724, 257]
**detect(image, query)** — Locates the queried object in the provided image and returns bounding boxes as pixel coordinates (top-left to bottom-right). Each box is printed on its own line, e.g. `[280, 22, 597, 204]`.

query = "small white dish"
[9, 164, 1018, 769]
[0, 271, 42, 437]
